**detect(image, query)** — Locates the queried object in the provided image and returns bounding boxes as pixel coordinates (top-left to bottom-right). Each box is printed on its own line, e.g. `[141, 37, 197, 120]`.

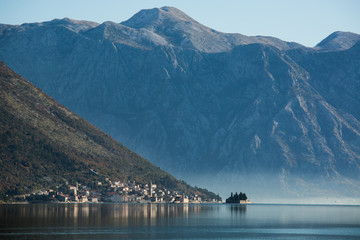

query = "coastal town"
[12, 177, 220, 204]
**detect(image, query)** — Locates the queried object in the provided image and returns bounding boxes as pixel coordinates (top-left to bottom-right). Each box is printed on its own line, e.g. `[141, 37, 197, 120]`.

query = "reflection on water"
[230, 204, 247, 215]
[1, 203, 360, 240]
[0, 203, 217, 228]
[7, 204, 157, 226]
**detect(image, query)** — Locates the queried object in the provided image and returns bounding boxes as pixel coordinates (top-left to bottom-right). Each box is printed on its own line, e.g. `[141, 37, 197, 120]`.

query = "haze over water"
[1, 203, 360, 239]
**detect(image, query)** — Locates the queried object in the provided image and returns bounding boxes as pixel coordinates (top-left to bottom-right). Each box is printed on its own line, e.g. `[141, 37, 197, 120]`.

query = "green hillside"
[0, 61, 219, 201]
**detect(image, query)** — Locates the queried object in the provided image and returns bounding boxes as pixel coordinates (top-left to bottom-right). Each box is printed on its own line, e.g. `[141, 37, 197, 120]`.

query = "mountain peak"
[119, 6, 302, 52]
[159, 6, 194, 21]
[121, 6, 196, 29]
[315, 31, 360, 51]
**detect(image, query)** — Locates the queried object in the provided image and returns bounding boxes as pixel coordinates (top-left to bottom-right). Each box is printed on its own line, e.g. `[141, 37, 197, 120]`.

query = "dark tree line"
[225, 192, 248, 203]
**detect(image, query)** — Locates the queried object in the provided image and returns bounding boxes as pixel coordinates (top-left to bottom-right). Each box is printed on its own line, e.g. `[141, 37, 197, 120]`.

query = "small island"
[225, 192, 251, 204]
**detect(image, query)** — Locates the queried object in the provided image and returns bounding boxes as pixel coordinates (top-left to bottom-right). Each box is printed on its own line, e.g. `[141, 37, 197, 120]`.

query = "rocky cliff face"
[1, 7, 359, 202]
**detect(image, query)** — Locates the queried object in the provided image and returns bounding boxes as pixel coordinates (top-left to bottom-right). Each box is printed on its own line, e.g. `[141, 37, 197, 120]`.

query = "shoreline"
[2, 201, 360, 206]
[0, 201, 223, 205]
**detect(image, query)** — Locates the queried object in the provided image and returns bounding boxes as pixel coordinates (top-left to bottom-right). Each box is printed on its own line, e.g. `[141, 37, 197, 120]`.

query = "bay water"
[1, 203, 359, 239]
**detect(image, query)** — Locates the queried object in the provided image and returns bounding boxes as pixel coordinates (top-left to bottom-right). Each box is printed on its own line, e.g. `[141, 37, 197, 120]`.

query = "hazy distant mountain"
[1, 6, 360, 202]
[0, 61, 218, 200]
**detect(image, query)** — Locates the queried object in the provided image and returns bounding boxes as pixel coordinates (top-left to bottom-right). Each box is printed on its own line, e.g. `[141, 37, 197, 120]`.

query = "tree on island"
[225, 192, 248, 203]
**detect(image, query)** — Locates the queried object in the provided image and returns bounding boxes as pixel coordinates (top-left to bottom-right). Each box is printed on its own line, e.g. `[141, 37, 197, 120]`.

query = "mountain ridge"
[2, 8, 358, 52]
[1, 6, 360, 202]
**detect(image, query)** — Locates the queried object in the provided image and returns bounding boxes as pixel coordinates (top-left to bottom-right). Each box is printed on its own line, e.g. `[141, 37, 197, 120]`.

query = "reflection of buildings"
[81, 205, 90, 217]
[107, 204, 198, 221]
[1, 203, 221, 229]
[23, 203, 218, 223]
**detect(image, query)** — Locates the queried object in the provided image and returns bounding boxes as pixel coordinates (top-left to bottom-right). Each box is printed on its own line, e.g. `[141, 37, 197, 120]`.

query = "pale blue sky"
[1, 0, 359, 47]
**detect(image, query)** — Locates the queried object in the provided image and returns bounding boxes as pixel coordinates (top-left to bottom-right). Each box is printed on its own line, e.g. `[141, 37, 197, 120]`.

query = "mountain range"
[1, 6, 360, 202]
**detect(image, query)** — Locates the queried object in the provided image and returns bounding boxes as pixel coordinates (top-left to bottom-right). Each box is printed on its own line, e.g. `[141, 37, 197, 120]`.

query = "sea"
[0, 203, 359, 239]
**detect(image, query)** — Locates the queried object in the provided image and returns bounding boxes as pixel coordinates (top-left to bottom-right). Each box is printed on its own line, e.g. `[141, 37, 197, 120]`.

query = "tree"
[225, 191, 248, 203]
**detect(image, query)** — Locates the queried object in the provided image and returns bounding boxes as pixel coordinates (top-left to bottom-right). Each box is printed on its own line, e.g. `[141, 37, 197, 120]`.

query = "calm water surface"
[0, 203, 359, 239]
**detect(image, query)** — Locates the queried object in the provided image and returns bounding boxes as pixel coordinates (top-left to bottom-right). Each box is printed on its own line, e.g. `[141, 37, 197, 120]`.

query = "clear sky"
[1, 0, 359, 47]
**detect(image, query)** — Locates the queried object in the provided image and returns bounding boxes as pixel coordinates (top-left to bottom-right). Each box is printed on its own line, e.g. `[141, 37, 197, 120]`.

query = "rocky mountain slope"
[1, 6, 359, 202]
[0, 61, 218, 200]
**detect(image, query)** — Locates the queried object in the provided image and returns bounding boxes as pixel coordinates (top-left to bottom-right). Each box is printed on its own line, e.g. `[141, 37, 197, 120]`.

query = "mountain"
[0, 61, 218, 200]
[119, 6, 302, 52]
[315, 31, 360, 51]
[1, 7, 360, 202]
